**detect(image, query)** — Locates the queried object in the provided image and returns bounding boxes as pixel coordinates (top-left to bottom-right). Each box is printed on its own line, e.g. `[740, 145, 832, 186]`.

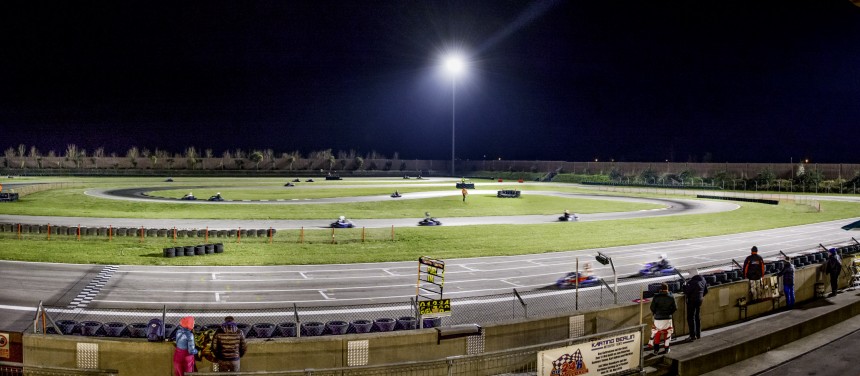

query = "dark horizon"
[2, 1, 859, 163]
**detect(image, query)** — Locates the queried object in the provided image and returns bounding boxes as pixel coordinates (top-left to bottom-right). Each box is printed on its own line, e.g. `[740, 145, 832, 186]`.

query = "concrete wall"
[23, 256, 855, 375]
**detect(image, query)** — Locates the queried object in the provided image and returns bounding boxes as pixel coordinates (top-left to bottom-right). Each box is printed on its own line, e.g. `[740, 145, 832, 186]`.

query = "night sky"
[1, 1, 859, 163]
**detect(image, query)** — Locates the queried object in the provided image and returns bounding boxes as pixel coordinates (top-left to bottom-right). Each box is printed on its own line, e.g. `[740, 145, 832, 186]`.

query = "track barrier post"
[391, 225, 395, 241]
[205, 226, 209, 243]
[361, 227, 366, 242]
[299, 227, 304, 244]
[172, 227, 176, 243]
[238, 227, 241, 244]
[268, 227, 273, 244]
[47, 223, 51, 241]
[17, 223, 21, 240]
[109, 225, 112, 242]
[331, 228, 336, 244]
[77, 224, 81, 241]
[140, 226, 144, 243]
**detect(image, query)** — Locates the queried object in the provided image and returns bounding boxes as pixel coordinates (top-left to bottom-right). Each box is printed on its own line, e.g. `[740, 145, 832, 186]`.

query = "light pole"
[443, 53, 466, 177]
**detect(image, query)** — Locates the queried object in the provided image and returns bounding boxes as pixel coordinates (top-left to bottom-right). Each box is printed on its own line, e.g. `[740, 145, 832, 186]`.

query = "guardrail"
[0, 361, 118, 376]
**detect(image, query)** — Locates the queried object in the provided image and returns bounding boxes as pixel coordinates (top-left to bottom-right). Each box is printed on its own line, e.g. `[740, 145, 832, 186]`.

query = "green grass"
[1, 177, 859, 265]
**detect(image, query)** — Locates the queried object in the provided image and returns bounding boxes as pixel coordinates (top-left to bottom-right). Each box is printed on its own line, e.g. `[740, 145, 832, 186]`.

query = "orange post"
[47, 223, 51, 241]
[173, 227, 176, 243]
[391, 225, 395, 241]
[77, 224, 81, 241]
[299, 227, 304, 244]
[361, 227, 366, 242]
[17, 223, 21, 240]
[268, 227, 273, 244]
[331, 228, 336, 244]
[238, 227, 241, 244]
[108, 225, 112, 242]
[205, 227, 209, 243]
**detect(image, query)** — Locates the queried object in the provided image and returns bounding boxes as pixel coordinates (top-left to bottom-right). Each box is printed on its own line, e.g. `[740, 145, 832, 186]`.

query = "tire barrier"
[301, 322, 325, 337]
[276, 322, 297, 337]
[80, 321, 102, 336]
[163, 243, 224, 258]
[326, 321, 349, 335]
[0, 223, 276, 241]
[351, 320, 373, 333]
[252, 323, 276, 338]
[103, 322, 126, 337]
[127, 323, 148, 338]
[373, 318, 396, 332]
[396, 316, 417, 330]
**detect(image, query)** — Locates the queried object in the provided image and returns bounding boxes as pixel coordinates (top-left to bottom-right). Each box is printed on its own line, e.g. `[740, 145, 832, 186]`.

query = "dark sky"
[1, 1, 859, 163]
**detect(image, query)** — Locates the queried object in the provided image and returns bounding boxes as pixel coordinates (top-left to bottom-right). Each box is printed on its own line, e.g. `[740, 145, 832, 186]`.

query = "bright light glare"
[443, 54, 466, 76]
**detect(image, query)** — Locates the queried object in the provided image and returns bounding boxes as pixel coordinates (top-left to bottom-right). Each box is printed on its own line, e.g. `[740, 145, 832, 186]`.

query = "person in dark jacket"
[776, 255, 796, 308]
[647, 283, 677, 354]
[212, 316, 247, 372]
[683, 269, 708, 341]
[825, 248, 842, 298]
[743, 246, 766, 300]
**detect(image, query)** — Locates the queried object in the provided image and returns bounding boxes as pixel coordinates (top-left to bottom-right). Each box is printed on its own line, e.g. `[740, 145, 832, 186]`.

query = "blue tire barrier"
[163, 247, 175, 258]
[194, 245, 205, 255]
[184, 246, 194, 256]
[236, 323, 251, 337]
[252, 323, 275, 338]
[647, 282, 662, 294]
[422, 317, 442, 328]
[714, 272, 727, 284]
[80, 321, 102, 336]
[214, 243, 224, 253]
[128, 323, 148, 338]
[205, 244, 214, 254]
[326, 321, 349, 335]
[56, 320, 77, 335]
[301, 322, 325, 337]
[373, 318, 396, 332]
[724, 270, 738, 281]
[703, 275, 717, 286]
[764, 263, 775, 274]
[350, 320, 373, 333]
[667, 281, 681, 293]
[164, 323, 177, 340]
[276, 322, 297, 337]
[104, 322, 126, 337]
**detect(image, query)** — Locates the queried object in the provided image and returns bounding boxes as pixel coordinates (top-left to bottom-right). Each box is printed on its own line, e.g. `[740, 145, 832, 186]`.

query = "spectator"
[647, 283, 677, 355]
[825, 248, 842, 298]
[461, 188, 468, 202]
[776, 255, 795, 308]
[743, 246, 766, 300]
[683, 269, 708, 341]
[212, 316, 248, 372]
[173, 316, 198, 376]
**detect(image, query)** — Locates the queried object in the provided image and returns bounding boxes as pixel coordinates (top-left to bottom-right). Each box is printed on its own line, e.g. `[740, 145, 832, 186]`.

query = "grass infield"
[0, 177, 858, 265]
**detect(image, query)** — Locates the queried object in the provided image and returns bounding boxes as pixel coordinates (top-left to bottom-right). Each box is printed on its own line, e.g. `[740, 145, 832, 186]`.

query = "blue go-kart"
[418, 218, 442, 226]
[638, 263, 677, 277]
[330, 219, 355, 229]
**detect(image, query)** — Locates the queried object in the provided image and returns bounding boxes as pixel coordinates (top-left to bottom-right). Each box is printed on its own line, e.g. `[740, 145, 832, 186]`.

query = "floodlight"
[443, 54, 466, 77]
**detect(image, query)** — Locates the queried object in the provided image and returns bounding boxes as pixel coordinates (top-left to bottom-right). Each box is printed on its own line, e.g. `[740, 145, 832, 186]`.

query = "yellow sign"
[418, 299, 451, 316]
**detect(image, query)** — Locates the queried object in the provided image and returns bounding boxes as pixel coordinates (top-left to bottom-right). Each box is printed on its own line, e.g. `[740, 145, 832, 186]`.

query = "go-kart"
[390, 192, 402, 198]
[306, 179, 315, 182]
[558, 214, 578, 222]
[556, 272, 600, 288]
[165, 178, 174, 182]
[638, 263, 676, 277]
[284, 182, 295, 187]
[330, 220, 355, 228]
[208, 195, 224, 202]
[292, 178, 301, 182]
[180, 195, 197, 201]
[418, 218, 442, 226]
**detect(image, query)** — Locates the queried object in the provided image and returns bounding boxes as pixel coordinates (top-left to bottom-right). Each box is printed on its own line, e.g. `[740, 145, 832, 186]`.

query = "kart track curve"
[1, 183, 858, 332]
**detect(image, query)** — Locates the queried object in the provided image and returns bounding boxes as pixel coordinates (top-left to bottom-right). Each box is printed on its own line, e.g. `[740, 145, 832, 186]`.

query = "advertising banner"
[537, 330, 641, 376]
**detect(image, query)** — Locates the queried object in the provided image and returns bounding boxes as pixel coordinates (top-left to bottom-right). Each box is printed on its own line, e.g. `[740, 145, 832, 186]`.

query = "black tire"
[163, 247, 175, 258]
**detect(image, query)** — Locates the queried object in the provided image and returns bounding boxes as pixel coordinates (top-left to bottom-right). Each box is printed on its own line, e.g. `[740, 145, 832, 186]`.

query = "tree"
[638, 168, 658, 184]
[127, 146, 139, 168]
[250, 151, 264, 170]
[286, 155, 296, 171]
[185, 146, 198, 170]
[354, 156, 364, 170]
[328, 155, 336, 171]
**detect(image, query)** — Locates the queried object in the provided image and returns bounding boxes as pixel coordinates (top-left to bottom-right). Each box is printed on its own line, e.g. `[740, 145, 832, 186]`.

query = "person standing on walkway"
[173, 316, 198, 376]
[777, 255, 796, 308]
[647, 283, 677, 354]
[683, 269, 708, 341]
[743, 246, 765, 300]
[212, 316, 247, 372]
[825, 248, 842, 298]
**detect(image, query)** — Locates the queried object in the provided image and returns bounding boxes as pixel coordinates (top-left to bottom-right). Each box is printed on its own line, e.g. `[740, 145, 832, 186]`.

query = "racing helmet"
[339, 216, 345, 221]
[659, 253, 667, 260]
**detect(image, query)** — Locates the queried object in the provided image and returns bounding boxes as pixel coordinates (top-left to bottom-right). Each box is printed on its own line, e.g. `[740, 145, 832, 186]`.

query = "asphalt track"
[1, 184, 858, 334]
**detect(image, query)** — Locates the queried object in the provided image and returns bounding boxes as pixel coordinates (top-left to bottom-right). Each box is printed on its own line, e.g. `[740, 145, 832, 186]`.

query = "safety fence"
[0, 223, 400, 245]
[0, 361, 117, 376]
